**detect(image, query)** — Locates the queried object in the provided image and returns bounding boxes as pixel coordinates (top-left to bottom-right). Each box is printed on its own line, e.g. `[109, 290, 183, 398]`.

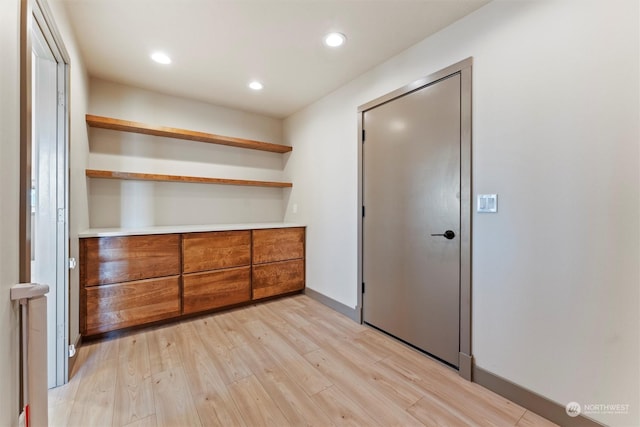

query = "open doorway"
[21, 0, 70, 388]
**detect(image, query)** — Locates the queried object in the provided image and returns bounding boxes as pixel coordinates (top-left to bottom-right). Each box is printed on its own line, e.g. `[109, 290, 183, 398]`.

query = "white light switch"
[477, 194, 498, 213]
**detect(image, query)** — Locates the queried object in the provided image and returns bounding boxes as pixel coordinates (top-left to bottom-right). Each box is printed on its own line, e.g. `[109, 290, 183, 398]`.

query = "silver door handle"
[430, 230, 455, 240]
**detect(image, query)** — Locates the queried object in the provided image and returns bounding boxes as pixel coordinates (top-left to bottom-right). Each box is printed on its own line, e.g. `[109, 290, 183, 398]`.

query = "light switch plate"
[477, 194, 498, 213]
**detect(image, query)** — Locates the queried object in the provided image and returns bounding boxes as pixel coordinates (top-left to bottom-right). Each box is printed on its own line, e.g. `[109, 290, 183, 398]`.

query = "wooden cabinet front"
[80, 226, 305, 337]
[182, 230, 252, 315]
[252, 259, 305, 300]
[82, 234, 180, 286]
[252, 227, 305, 300]
[183, 266, 250, 314]
[253, 227, 305, 264]
[85, 276, 181, 335]
[182, 230, 250, 273]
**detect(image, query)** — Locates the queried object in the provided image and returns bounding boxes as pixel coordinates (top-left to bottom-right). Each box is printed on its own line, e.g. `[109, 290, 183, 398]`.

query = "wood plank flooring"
[49, 295, 558, 427]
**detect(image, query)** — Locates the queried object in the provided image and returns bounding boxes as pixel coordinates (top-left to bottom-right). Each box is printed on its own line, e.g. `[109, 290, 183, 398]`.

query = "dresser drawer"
[82, 234, 180, 286]
[252, 227, 305, 264]
[252, 259, 304, 300]
[85, 276, 180, 335]
[183, 266, 250, 314]
[182, 231, 251, 273]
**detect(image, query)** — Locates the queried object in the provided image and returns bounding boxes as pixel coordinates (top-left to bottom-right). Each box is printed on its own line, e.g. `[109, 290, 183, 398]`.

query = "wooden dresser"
[79, 225, 305, 337]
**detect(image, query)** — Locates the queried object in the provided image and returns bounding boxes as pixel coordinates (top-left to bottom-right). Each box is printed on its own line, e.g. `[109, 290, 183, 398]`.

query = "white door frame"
[20, 0, 70, 387]
[357, 58, 473, 380]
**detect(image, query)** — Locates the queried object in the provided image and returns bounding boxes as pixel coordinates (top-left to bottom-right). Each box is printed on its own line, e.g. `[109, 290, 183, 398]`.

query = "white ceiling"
[61, 0, 491, 118]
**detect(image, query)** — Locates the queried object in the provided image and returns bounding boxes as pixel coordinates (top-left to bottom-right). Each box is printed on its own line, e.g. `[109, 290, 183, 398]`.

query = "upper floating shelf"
[86, 114, 292, 154]
[86, 169, 293, 188]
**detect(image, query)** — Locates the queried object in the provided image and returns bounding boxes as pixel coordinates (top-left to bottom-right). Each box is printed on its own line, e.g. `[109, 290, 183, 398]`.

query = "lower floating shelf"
[86, 169, 293, 188]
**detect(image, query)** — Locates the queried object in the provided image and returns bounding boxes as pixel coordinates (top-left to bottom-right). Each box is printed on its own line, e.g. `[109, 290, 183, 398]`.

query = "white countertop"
[79, 222, 305, 238]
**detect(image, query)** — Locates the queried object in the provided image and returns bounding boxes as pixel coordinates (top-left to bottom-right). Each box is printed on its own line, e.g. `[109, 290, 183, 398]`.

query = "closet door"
[363, 73, 461, 367]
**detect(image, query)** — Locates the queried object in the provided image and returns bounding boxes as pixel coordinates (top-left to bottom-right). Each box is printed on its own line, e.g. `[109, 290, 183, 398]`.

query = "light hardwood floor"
[49, 295, 558, 427]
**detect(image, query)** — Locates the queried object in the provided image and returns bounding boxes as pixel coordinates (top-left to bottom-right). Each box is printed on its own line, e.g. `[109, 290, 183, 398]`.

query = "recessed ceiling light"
[249, 81, 263, 90]
[151, 52, 171, 64]
[324, 32, 346, 48]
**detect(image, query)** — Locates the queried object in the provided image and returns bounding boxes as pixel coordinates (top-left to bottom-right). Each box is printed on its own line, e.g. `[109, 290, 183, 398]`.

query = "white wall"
[87, 78, 287, 228]
[284, 1, 639, 425]
[0, 0, 22, 423]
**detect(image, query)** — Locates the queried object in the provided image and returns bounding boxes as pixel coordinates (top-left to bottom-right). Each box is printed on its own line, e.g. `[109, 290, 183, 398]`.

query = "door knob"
[431, 230, 455, 240]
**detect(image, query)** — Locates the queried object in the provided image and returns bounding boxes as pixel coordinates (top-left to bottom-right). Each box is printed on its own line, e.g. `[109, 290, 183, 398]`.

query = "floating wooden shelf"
[86, 169, 293, 188]
[86, 114, 292, 154]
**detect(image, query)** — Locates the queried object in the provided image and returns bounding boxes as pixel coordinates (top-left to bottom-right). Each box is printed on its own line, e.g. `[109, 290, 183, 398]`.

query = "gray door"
[363, 73, 461, 367]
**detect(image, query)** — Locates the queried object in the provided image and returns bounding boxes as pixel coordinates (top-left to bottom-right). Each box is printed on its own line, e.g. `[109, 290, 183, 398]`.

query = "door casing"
[20, 0, 70, 387]
[357, 57, 473, 380]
